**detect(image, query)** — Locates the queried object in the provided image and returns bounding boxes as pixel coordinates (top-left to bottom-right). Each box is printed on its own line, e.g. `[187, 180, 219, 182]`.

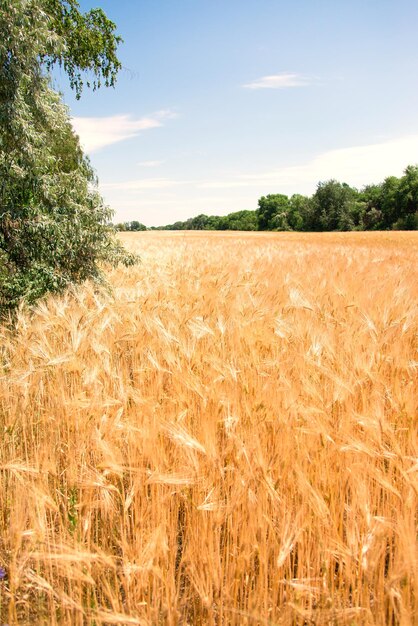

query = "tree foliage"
[257, 195, 290, 230]
[0, 0, 135, 316]
[151, 209, 258, 232]
[309, 180, 359, 231]
[115, 221, 147, 232]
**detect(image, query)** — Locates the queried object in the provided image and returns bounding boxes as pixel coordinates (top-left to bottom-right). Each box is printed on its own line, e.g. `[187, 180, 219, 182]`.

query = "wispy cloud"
[101, 178, 183, 191]
[243, 72, 312, 90]
[72, 110, 175, 153]
[197, 134, 418, 190]
[137, 160, 165, 168]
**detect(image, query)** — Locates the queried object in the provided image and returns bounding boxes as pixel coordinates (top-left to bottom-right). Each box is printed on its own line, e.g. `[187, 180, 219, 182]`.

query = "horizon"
[59, 0, 418, 227]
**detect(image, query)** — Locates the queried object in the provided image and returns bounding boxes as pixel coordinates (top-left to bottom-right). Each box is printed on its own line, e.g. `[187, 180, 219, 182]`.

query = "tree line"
[135, 167, 416, 232]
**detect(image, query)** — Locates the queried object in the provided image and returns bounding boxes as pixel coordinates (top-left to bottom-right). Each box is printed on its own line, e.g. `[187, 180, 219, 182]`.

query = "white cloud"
[243, 72, 312, 89]
[101, 178, 183, 191]
[138, 160, 165, 168]
[197, 134, 418, 191]
[72, 110, 175, 153]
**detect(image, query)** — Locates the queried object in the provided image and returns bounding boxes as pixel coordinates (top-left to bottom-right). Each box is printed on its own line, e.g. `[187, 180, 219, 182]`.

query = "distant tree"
[359, 169, 418, 230]
[206, 215, 222, 230]
[287, 195, 309, 231]
[270, 211, 291, 231]
[310, 181, 359, 231]
[232, 210, 258, 230]
[188, 213, 209, 230]
[359, 184, 384, 229]
[257, 194, 290, 230]
[128, 221, 147, 231]
[379, 176, 401, 229]
[219, 210, 258, 231]
[394, 165, 418, 229]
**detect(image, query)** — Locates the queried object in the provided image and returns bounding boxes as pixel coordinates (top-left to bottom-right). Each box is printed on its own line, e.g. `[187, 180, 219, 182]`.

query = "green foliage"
[116, 221, 147, 231]
[288, 195, 310, 231]
[0, 0, 135, 316]
[257, 194, 290, 230]
[358, 184, 383, 230]
[42, 0, 121, 98]
[217, 210, 258, 231]
[158, 209, 258, 231]
[359, 168, 418, 230]
[394, 165, 418, 229]
[378, 176, 400, 229]
[309, 180, 359, 231]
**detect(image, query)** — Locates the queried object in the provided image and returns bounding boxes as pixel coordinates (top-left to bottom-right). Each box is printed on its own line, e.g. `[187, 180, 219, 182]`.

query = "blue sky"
[60, 0, 418, 226]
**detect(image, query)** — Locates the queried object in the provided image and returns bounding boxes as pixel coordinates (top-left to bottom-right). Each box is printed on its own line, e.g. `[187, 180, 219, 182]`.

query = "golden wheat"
[0, 231, 417, 625]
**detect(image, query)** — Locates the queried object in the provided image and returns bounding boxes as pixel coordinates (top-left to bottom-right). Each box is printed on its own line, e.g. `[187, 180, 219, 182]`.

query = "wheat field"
[0, 231, 417, 625]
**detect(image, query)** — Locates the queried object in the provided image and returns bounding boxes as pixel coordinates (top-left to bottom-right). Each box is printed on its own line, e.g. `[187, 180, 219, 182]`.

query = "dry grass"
[0, 230, 417, 625]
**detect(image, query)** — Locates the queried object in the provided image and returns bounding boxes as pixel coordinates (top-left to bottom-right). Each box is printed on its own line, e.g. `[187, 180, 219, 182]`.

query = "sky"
[59, 0, 418, 226]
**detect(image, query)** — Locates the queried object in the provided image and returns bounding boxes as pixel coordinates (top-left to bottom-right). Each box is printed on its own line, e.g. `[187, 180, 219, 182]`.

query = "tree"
[0, 0, 135, 315]
[287, 195, 309, 231]
[359, 184, 384, 230]
[379, 176, 400, 229]
[189, 214, 210, 230]
[310, 180, 358, 231]
[394, 165, 418, 229]
[226, 210, 258, 231]
[128, 221, 147, 231]
[257, 194, 290, 230]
